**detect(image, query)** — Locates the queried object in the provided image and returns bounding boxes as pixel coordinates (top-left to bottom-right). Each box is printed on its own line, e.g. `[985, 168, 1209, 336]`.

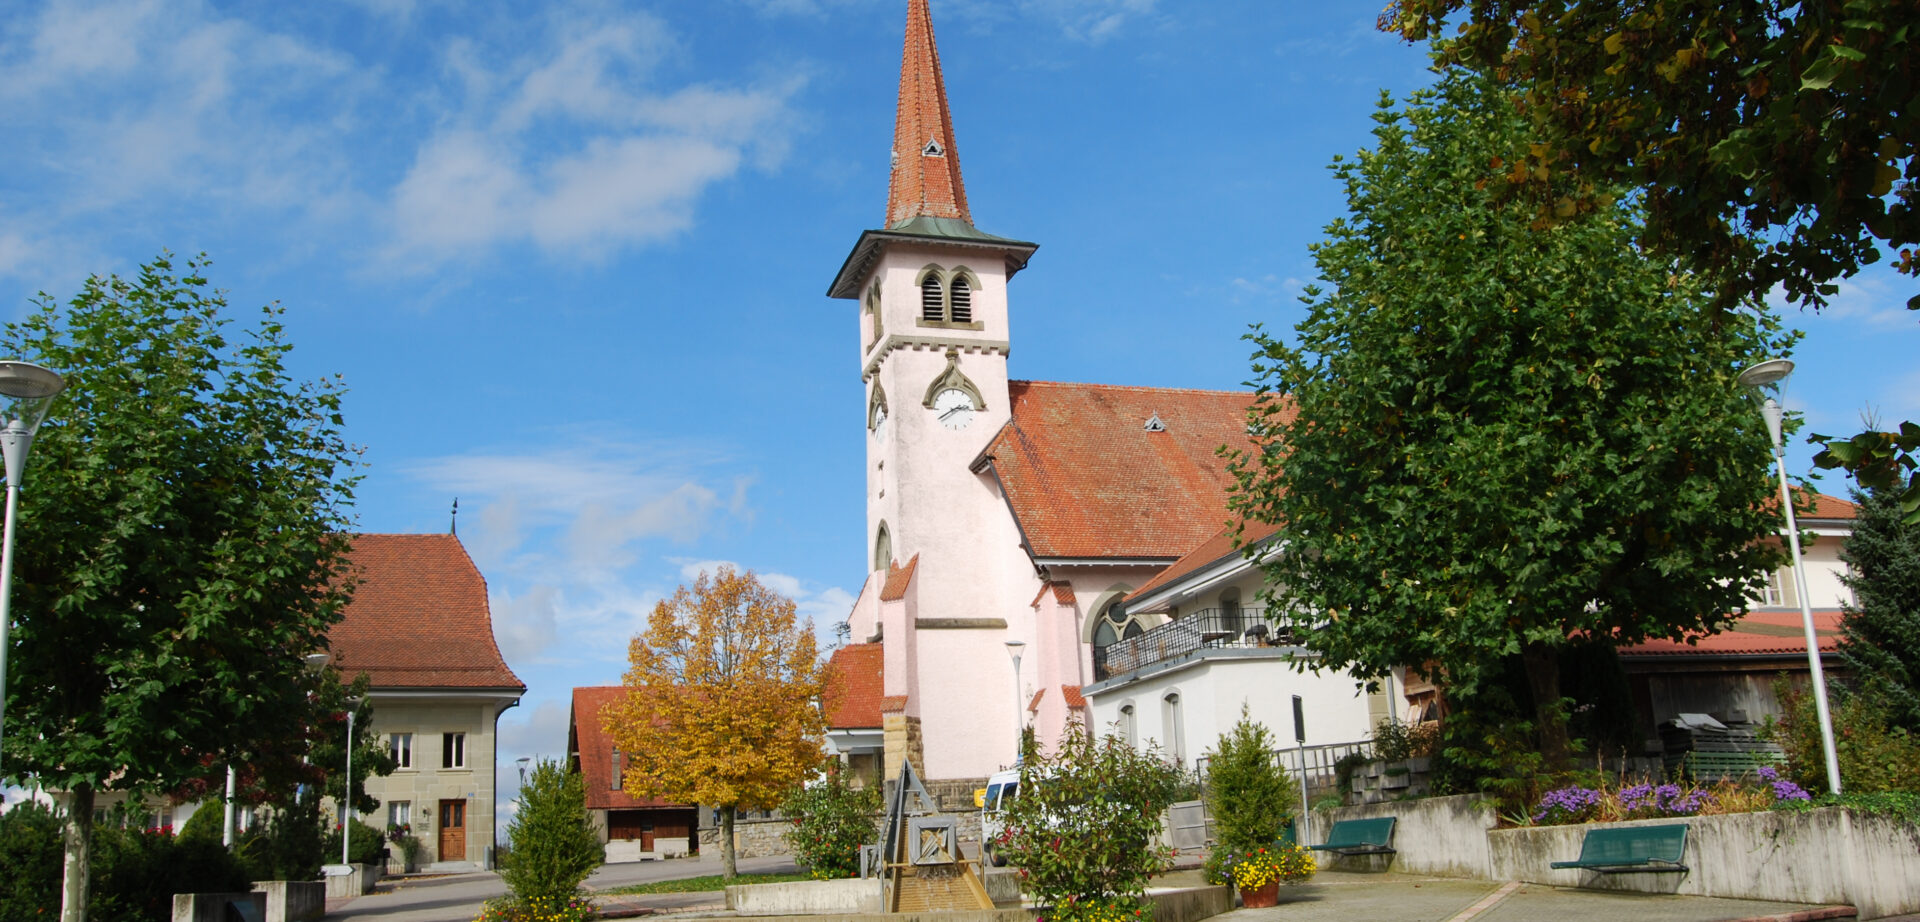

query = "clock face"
[932, 387, 975, 430]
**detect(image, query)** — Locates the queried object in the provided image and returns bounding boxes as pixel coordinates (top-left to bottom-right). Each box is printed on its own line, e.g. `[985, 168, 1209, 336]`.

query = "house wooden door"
[439, 799, 466, 862]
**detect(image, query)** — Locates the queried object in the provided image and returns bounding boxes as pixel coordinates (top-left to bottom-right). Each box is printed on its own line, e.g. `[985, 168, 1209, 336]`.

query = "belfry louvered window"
[949, 275, 972, 323]
[921, 275, 944, 321]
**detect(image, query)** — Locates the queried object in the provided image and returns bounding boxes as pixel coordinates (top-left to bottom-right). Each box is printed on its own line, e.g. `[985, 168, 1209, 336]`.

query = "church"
[827, 0, 1385, 787]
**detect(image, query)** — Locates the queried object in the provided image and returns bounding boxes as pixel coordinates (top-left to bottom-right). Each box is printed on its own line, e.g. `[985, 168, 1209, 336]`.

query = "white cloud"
[1019, 0, 1156, 42]
[497, 698, 573, 762]
[492, 584, 562, 664]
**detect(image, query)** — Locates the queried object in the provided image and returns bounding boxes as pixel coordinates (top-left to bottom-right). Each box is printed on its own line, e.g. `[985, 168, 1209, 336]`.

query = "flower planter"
[1239, 881, 1280, 908]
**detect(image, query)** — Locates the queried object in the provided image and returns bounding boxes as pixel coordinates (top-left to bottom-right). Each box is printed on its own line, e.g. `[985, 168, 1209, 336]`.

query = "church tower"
[828, 0, 1039, 780]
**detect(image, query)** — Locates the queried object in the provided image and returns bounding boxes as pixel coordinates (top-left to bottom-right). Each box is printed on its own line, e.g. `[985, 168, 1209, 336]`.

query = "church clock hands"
[932, 387, 975, 430]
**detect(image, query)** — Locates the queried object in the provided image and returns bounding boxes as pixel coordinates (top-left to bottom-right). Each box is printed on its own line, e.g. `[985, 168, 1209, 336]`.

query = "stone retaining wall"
[700, 816, 795, 858]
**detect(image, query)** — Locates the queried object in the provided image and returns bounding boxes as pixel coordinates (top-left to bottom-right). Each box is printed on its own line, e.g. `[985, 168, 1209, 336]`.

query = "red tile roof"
[1029, 581, 1077, 608]
[1127, 518, 1283, 606]
[1028, 689, 1044, 711]
[327, 534, 524, 691]
[1781, 489, 1859, 521]
[826, 643, 885, 729]
[1618, 609, 1843, 658]
[1060, 686, 1086, 709]
[880, 695, 909, 713]
[887, 0, 970, 227]
[977, 381, 1270, 560]
[571, 687, 689, 811]
[881, 554, 920, 602]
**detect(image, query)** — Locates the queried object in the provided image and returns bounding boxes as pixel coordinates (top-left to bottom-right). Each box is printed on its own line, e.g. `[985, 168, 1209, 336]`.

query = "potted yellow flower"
[1211, 843, 1316, 908]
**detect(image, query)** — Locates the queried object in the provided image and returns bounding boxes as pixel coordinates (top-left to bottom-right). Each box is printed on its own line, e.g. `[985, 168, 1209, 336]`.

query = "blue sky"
[4, 0, 1916, 827]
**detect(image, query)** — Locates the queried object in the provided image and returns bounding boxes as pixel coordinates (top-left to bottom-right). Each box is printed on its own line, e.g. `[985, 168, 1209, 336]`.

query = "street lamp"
[1738, 358, 1843, 795]
[516, 756, 530, 786]
[342, 695, 361, 865]
[0, 360, 65, 774]
[1004, 640, 1025, 764]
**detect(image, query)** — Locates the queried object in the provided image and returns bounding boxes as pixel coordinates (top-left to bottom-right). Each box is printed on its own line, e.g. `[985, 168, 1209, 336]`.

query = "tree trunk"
[1521, 641, 1572, 772]
[61, 782, 94, 922]
[720, 804, 737, 879]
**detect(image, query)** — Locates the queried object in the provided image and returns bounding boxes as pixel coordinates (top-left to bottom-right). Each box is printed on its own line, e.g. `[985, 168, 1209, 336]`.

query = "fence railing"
[1195, 739, 1374, 805]
[1094, 606, 1313, 680]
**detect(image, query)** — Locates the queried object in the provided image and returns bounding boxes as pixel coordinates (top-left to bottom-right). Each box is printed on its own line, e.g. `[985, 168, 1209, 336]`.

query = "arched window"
[948, 275, 972, 323]
[1162, 692, 1185, 768]
[874, 523, 892, 572]
[1092, 598, 1147, 647]
[920, 274, 944, 322]
[866, 281, 884, 348]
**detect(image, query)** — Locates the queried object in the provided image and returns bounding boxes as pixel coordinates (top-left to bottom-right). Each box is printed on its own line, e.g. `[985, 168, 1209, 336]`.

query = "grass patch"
[599, 872, 818, 895]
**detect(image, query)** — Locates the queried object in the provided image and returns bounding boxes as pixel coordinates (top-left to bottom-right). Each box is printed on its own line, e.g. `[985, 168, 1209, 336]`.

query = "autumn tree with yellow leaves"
[605, 566, 832, 878]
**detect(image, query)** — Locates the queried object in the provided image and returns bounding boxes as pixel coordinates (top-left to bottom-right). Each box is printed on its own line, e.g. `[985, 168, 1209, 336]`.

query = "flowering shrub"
[1530, 767, 1816, 826]
[1203, 843, 1315, 890]
[473, 895, 596, 922]
[780, 763, 882, 880]
[1000, 719, 1182, 922]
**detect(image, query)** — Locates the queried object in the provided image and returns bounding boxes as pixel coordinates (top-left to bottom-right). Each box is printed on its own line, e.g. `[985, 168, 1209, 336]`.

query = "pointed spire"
[887, 0, 972, 228]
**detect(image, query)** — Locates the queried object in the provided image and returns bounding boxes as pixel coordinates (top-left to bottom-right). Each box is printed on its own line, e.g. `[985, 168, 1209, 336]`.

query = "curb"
[1728, 907, 1857, 922]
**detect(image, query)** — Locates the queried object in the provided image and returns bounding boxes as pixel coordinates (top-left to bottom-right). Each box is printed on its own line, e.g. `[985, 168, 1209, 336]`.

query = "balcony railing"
[1093, 606, 1306, 680]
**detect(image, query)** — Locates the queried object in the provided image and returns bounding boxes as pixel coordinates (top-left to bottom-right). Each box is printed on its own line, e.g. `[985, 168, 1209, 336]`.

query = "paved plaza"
[321, 861, 1899, 922]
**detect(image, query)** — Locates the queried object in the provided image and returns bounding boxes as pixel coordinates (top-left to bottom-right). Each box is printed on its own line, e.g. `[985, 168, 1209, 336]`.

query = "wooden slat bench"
[1550, 824, 1690, 873]
[1307, 817, 1396, 856]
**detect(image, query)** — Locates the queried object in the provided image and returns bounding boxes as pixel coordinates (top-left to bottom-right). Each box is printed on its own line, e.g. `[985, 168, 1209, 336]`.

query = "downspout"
[492, 695, 521, 869]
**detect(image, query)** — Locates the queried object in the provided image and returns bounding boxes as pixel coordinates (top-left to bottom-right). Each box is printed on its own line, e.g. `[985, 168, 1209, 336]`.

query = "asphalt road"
[323, 853, 802, 922]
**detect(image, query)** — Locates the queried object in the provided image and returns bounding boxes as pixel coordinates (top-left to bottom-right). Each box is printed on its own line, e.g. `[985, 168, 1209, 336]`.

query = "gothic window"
[949, 274, 972, 323]
[921, 273, 944, 322]
[874, 522, 893, 573]
[1091, 598, 1147, 647]
[866, 281, 884, 348]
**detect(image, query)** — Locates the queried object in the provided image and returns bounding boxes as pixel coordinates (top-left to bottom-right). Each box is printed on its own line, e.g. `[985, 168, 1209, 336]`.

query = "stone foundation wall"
[883, 714, 924, 783]
[698, 816, 795, 859]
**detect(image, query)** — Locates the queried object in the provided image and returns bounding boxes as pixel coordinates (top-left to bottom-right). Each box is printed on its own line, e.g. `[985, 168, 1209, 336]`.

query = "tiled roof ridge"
[1009, 379, 1255, 398]
[886, 0, 971, 227]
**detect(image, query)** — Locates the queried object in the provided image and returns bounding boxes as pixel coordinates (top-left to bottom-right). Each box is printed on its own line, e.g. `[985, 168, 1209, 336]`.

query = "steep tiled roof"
[826, 643, 886, 730]
[1127, 518, 1283, 606]
[1028, 581, 1077, 608]
[328, 534, 524, 691]
[1619, 610, 1843, 659]
[978, 382, 1270, 560]
[1783, 489, 1859, 521]
[887, 0, 970, 228]
[1060, 686, 1086, 709]
[571, 687, 688, 811]
[881, 554, 920, 602]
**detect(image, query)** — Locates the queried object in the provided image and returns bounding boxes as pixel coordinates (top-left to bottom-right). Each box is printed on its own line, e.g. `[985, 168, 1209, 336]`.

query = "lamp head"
[1737, 358, 1795, 389]
[305, 652, 333, 671]
[0, 360, 66, 436]
[1004, 639, 1025, 657]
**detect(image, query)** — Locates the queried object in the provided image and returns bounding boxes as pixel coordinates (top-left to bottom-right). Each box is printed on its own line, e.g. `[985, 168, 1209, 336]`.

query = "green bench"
[1550, 824, 1690, 874]
[1306, 817, 1396, 856]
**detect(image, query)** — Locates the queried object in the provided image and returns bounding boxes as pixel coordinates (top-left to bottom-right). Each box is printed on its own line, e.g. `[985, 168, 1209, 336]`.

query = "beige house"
[328, 533, 525, 871]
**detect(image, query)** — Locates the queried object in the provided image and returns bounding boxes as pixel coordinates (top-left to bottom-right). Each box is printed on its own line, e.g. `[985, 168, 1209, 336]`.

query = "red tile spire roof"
[887, 0, 972, 228]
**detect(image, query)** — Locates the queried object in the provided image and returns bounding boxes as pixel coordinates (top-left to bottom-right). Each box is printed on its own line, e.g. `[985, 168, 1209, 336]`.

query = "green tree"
[1226, 72, 1790, 771]
[1203, 709, 1296, 853]
[501, 760, 602, 916]
[1837, 488, 1920, 731]
[1383, 0, 1920, 521]
[999, 720, 1180, 922]
[606, 566, 830, 879]
[780, 763, 882, 880]
[0, 254, 360, 922]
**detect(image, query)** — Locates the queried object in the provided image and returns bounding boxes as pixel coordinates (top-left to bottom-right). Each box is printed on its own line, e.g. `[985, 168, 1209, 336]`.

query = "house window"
[388, 800, 411, 831]
[389, 732, 413, 769]
[949, 275, 972, 323]
[1757, 567, 1793, 607]
[611, 748, 624, 791]
[1092, 599, 1146, 647]
[443, 732, 466, 769]
[921, 274, 944, 322]
[1163, 693, 1185, 768]
[1118, 704, 1136, 747]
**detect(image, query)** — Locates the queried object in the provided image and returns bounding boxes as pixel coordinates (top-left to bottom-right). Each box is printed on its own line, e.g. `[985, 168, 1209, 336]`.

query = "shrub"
[323, 817, 386, 865]
[0, 801, 62, 922]
[176, 802, 226, 843]
[1203, 710, 1297, 854]
[780, 763, 881, 880]
[501, 760, 603, 912]
[999, 718, 1181, 922]
[90, 812, 253, 922]
[474, 894, 596, 922]
[238, 798, 327, 883]
[1370, 718, 1438, 763]
[1770, 678, 1920, 793]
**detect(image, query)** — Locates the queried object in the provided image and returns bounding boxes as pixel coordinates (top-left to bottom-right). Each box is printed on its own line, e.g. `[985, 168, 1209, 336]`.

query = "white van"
[979, 767, 1021, 866]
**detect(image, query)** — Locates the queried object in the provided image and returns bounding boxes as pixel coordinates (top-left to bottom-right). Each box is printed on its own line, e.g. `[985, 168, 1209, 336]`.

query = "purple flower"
[1533, 786, 1603, 823]
[1756, 765, 1780, 783]
[1619, 783, 1656, 813]
[1769, 778, 1811, 802]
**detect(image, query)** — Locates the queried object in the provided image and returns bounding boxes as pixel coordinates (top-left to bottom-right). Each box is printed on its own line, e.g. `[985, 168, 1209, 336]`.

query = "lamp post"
[1004, 640, 1025, 764]
[1738, 358, 1843, 795]
[517, 756, 531, 786]
[0, 360, 65, 774]
[343, 695, 360, 865]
